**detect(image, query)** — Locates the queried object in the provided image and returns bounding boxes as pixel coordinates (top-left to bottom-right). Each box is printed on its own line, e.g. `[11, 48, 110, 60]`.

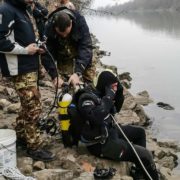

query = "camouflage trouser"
[57, 54, 96, 83]
[12, 72, 43, 150]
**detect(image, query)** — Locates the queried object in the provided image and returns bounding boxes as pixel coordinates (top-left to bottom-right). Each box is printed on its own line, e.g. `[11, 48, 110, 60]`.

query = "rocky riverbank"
[0, 36, 180, 180]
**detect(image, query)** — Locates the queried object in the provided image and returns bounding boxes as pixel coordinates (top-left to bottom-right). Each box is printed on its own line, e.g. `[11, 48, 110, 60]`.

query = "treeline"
[101, 0, 180, 15]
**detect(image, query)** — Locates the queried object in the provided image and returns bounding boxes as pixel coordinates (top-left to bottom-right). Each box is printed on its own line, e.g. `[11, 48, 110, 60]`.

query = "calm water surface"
[86, 3, 180, 146]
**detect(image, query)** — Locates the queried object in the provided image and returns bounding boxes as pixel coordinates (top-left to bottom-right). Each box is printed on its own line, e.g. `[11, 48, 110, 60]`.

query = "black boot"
[16, 138, 27, 149]
[130, 165, 145, 180]
[27, 148, 55, 162]
[145, 164, 159, 180]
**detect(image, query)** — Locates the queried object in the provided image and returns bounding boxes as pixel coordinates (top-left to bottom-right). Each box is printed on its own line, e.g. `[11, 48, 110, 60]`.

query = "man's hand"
[53, 77, 64, 88]
[68, 73, 81, 88]
[25, 43, 40, 55]
[105, 83, 118, 100]
[37, 48, 46, 54]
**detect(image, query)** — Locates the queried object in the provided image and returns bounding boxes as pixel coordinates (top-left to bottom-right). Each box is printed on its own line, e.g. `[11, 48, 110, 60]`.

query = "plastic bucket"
[0, 129, 16, 173]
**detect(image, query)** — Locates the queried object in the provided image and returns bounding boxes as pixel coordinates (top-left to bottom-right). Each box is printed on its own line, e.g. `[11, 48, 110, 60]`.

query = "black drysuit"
[77, 86, 159, 180]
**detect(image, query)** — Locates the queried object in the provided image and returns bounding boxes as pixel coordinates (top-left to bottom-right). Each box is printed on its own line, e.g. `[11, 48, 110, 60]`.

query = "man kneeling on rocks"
[67, 70, 159, 180]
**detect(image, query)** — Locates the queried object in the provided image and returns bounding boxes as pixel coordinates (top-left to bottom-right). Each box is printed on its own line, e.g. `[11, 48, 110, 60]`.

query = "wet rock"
[97, 50, 111, 56]
[157, 102, 174, 110]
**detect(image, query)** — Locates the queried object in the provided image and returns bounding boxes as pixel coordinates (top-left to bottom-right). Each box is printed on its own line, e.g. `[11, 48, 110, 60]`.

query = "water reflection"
[87, 11, 180, 39]
[121, 12, 180, 39]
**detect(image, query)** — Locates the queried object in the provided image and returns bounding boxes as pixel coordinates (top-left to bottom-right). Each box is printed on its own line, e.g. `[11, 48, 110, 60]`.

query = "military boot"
[27, 148, 55, 162]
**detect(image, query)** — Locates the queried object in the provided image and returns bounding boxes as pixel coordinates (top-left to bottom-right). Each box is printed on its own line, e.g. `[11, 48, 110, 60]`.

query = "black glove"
[105, 85, 116, 100]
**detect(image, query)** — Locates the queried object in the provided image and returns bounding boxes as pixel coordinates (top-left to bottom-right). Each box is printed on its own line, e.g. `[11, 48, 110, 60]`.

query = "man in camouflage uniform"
[12, 72, 42, 150]
[42, 7, 96, 88]
[0, 0, 57, 161]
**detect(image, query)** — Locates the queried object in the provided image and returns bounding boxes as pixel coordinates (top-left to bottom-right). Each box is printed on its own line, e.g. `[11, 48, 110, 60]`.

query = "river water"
[86, 1, 180, 149]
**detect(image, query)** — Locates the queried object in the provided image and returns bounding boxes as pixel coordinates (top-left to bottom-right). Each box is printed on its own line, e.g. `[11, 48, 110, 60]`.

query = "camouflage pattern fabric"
[57, 38, 96, 82]
[12, 72, 43, 150]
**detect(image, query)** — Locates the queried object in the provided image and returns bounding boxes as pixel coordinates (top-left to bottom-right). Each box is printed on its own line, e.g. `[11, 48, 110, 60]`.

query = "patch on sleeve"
[0, 14, 2, 24]
[82, 100, 95, 107]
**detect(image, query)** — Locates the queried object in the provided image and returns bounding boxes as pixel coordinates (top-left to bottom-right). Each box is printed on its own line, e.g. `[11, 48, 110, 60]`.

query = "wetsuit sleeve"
[78, 95, 114, 125]
[0, 7, 28, 54]
[74, 14, 92, 74]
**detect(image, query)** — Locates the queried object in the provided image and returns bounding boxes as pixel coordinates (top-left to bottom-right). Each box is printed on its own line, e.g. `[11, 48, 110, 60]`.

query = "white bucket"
[0, 129, 16, 173]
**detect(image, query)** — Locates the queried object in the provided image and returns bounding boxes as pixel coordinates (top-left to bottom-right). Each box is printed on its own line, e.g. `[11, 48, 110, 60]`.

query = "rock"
[6, 103, 20, 113]
[17, 157, 33, 175]
[159, 167, 172, 180]
[73, 172, 93, 180]
[33, 169, 74, 180]
[155, 149, 167, 159]
[170, 175, 180, 180]
[0, 176, 6, 180]
[116, 110, 140, 125]
[133, 104, 150, 125]
[23, 165, 33, 175]
[39, 80, 53, 88]
[158, 156, 176, 170]
[121, 176, 133, 180]
[0, 99, 11, 109]
[122, 93, 137, 110]
[33, 161, 45, 170]
[157, 102, 175, 110]
[118, 72, 132, 82]
[120, 79, 131, 89]
[135, 90, 153, 106]
[0, 85, 5, 93]
[4, 87, 19, 102]
[157, 140, 178, 150]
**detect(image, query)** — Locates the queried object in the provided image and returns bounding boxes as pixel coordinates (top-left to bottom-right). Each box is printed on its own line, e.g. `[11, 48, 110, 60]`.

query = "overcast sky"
[92, 0, 132, 8]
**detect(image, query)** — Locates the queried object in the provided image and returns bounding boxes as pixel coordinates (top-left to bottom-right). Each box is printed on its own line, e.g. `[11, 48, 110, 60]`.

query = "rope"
[111, 115, 153, 180]
[1, 167, 36, 180]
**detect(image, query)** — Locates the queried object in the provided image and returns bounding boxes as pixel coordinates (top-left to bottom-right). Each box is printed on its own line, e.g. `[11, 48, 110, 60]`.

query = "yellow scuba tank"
[58, 93, 73, 147]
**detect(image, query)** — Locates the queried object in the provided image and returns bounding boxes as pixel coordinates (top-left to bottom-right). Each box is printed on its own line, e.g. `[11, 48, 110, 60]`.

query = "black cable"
[41, 44, 59, 119]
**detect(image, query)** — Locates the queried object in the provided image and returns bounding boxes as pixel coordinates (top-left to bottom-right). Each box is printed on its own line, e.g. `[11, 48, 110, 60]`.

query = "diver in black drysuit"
[76, 71, 159, 180]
